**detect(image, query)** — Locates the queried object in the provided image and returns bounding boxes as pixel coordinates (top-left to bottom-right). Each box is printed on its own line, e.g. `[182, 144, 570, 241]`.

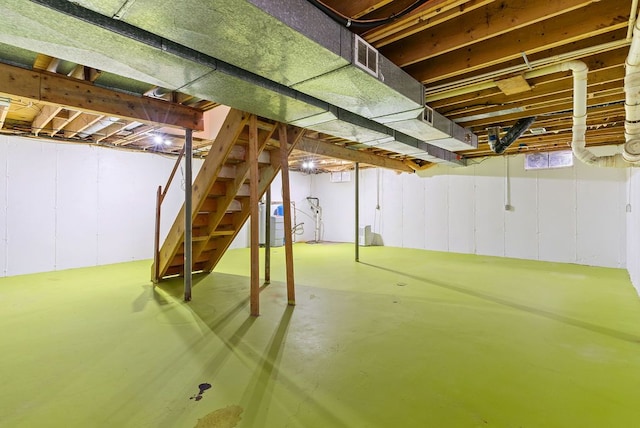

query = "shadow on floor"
[360, 262, 640, 345]
[151, 271, 352, 428]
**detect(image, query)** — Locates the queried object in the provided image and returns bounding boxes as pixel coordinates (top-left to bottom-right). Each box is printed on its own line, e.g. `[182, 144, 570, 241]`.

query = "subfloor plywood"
[2, 244, 640, 427]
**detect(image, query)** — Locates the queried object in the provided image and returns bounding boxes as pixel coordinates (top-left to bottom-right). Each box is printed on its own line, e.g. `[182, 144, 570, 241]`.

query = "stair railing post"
[249, 115, 260, 316]
[151, 145, 186, 282]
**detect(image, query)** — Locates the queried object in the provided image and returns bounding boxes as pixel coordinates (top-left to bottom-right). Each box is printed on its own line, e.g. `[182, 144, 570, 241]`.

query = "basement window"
[330, 171, 351, 182]
[525, 150, 573, 170]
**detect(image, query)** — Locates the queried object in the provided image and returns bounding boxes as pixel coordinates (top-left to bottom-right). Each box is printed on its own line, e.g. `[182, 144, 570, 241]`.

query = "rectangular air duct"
[18, 0, 474, 164]
[66, 0, 477, 157]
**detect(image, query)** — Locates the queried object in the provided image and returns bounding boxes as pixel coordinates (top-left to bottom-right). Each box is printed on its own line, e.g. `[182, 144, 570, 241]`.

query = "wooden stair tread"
[154, 109, 303, 282]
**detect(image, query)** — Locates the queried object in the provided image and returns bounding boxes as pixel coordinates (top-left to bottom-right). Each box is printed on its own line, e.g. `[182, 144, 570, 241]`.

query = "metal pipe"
[184, 128, 193, 302]
[153, 185, 161, 283]
[355, 162, 360, 262]
[265, 187, 271, 284]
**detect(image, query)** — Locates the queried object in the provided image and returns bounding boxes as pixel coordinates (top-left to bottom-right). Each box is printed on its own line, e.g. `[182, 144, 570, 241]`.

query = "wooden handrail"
[153, 146, 187, 283]
[161, 146, 187, 203]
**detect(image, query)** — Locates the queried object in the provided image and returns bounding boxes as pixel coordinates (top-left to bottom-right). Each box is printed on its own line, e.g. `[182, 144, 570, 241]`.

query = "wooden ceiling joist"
[0, 62, 203, 131]
[92, 121, 130, 143]
[408, 1, 629, 83]
[32, 105, 62, 136]
[0, 98, 9, 129]
[64, 113, 104, 138]
[380, 0, 595, 67]
[49, 109, 82, 137]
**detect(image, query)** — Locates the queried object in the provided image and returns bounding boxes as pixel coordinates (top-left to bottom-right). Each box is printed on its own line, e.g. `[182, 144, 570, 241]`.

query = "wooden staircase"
[152, 108, 303, 282]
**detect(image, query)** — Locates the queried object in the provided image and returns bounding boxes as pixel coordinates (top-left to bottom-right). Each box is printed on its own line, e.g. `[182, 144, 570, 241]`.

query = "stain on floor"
[194, 405, 243, 428]
[190, 383, 212, 401]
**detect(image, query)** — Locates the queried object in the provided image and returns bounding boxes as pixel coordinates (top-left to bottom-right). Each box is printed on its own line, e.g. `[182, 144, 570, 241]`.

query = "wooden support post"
[279, 124, 296, 306]
[265, 186, 271, 285]
[249, 115, 260, 316]
[355, 162, 360, 262]
[184, 129, 193, 301]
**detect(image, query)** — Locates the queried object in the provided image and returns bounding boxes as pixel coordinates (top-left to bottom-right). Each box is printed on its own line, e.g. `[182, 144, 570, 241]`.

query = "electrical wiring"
[306, 0, 431, 30]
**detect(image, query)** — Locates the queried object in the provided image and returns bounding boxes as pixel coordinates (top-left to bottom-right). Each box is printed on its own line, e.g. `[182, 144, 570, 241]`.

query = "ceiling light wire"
[306, 0, 431, 30]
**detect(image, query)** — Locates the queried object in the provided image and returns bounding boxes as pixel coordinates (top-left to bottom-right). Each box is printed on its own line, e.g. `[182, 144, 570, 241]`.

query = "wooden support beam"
[249, 115, 260, 316]
[0, 61, 203, 130]
[279, 124, 295, 306]
[296, 137, 414, 173]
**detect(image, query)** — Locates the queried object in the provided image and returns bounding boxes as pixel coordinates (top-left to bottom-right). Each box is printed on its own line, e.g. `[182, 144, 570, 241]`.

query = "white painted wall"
[0, 135, 630, 276]
[0, 136, 209, 276]
[627, 168, 640, 294]
[310, 155, 628, 268]
[267, 171, 314, 243]
[0, 136, 320, 277]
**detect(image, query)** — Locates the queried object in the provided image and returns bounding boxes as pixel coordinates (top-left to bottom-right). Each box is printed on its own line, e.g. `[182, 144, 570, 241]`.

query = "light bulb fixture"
[164, 139, 172, 146]
[153, 135, 163, 144]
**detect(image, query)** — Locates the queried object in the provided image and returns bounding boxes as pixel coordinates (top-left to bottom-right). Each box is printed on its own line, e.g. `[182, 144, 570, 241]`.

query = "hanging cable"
[306, 0, 431, 30]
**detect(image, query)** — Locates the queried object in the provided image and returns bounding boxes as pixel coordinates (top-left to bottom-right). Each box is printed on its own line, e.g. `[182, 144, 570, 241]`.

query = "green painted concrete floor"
[2, 244, 640, 427]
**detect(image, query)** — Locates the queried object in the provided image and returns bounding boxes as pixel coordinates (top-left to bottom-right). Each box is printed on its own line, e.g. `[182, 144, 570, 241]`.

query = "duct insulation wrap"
[291, 106, 465, 166]
[21, 0, 471, 164]
[68, 0, 476, 152]
[1, 0, 338, 126]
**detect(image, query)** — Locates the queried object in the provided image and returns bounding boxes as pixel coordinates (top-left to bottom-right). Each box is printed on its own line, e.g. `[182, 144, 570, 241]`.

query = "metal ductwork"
[291, 106, 465, 166]
[4, 0, 474, 166]
[0, 1, 330, 125]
